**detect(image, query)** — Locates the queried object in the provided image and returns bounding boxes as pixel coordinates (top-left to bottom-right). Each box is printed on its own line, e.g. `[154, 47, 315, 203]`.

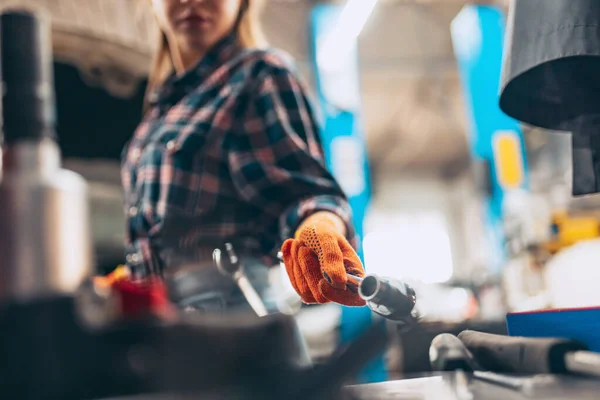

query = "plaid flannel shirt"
[121, 35, 356, 278]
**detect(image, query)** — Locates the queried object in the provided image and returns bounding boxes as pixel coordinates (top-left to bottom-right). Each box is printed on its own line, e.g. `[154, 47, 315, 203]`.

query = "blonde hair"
[144, 0, 267, 111]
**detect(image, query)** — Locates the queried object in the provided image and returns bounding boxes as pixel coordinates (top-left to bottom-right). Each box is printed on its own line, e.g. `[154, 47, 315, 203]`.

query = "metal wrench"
[212, 244, 269, 317]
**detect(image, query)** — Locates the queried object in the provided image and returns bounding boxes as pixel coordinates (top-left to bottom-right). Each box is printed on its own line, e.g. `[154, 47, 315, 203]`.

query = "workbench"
[345, 373, 600, 400]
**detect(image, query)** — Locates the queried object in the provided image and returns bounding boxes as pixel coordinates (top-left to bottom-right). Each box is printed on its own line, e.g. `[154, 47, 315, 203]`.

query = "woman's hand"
[281, 212, 366, 307]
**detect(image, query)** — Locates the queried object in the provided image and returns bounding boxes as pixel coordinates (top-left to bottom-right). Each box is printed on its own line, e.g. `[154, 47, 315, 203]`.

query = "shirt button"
[128, 206, 139, 217]
[166, 140, 176, 151]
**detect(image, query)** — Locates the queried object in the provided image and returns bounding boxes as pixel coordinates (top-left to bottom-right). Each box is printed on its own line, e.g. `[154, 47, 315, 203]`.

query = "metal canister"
[0, 10, 93, 301]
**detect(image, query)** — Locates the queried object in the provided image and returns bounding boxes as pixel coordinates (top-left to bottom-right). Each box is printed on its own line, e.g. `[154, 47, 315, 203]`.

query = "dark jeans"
[173, 260, 279, 314]
[164, 259, 312, 367]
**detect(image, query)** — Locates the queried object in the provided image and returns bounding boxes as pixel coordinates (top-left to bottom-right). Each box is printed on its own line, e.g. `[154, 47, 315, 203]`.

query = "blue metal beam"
[309, 3, 387, 383]
[451, 5, 530, 272]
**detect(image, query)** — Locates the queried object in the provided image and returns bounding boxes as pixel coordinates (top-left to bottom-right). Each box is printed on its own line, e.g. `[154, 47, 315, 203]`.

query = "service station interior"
[2, 0, 600, 399]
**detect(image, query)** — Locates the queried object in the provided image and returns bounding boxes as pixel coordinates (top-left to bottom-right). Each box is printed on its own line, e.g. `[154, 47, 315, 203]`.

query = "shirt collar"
[148, 33, 242, 107]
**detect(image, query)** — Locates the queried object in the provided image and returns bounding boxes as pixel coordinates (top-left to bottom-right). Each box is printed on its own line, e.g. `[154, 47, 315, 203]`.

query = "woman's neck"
[170, 40, 208, 75]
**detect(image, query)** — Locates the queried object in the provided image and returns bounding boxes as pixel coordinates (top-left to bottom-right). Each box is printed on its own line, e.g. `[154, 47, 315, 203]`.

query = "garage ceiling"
[265, 0, 473, 173]
[0, 0, 506, 173]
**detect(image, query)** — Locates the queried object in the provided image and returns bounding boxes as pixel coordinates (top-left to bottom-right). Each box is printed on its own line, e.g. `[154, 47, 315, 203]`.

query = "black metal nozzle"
[1, 9, 55, 143]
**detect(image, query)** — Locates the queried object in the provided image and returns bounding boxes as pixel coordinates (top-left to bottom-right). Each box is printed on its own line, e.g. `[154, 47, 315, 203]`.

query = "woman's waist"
[162, 256, 275, 307]
[126, 236, 279, 273]
[158, 243, 268, 268]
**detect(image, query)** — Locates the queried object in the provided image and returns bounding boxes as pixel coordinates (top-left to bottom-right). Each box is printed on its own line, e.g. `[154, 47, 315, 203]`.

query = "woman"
[119, 0, 365, 312]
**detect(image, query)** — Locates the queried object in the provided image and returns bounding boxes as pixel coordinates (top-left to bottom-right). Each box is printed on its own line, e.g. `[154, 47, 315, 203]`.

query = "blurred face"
[152, 0, 243, 55]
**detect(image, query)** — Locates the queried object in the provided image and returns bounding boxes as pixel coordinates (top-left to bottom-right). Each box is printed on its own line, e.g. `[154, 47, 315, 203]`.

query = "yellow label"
[493, 131, 524, 190]
[559, 217, 600, 245]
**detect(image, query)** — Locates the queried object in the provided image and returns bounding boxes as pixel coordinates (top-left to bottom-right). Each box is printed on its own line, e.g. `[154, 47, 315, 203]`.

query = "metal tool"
[459, 330, 600, 378]
[424, 333, 476, 400]
[564, 350, 600, 378]
[213, 243, 269, 317]
[430, 333, 526, 392]
[0, 9, 92, 302]
[430, 333, 479, 373]
[430, 332, 566, 396]
[346, 272, 364, 288]
[430, 333, 524, 393]
[356, 273, 417, 324]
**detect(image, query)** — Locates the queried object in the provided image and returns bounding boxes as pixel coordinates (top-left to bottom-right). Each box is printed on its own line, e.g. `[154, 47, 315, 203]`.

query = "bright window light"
[363, 212, 454, 284]
[317, 0, 379, 72]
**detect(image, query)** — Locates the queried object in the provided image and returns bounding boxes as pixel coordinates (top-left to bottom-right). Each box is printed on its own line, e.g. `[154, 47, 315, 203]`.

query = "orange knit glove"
[281, 212, 366, 307]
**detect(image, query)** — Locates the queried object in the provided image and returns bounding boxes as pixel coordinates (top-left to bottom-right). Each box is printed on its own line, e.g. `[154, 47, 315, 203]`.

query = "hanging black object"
[499, 0, 600, 196]
[1, 9, 56, 143]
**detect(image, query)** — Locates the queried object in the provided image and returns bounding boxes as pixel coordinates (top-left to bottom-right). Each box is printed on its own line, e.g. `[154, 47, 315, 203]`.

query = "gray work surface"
[345, 373, 600, 400]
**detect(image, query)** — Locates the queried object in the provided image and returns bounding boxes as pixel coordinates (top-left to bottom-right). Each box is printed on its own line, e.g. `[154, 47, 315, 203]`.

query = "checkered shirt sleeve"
[227, 59, 357, 247]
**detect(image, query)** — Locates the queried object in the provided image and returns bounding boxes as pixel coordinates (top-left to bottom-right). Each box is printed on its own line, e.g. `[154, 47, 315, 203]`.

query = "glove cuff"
[295, 211, 346, 239]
